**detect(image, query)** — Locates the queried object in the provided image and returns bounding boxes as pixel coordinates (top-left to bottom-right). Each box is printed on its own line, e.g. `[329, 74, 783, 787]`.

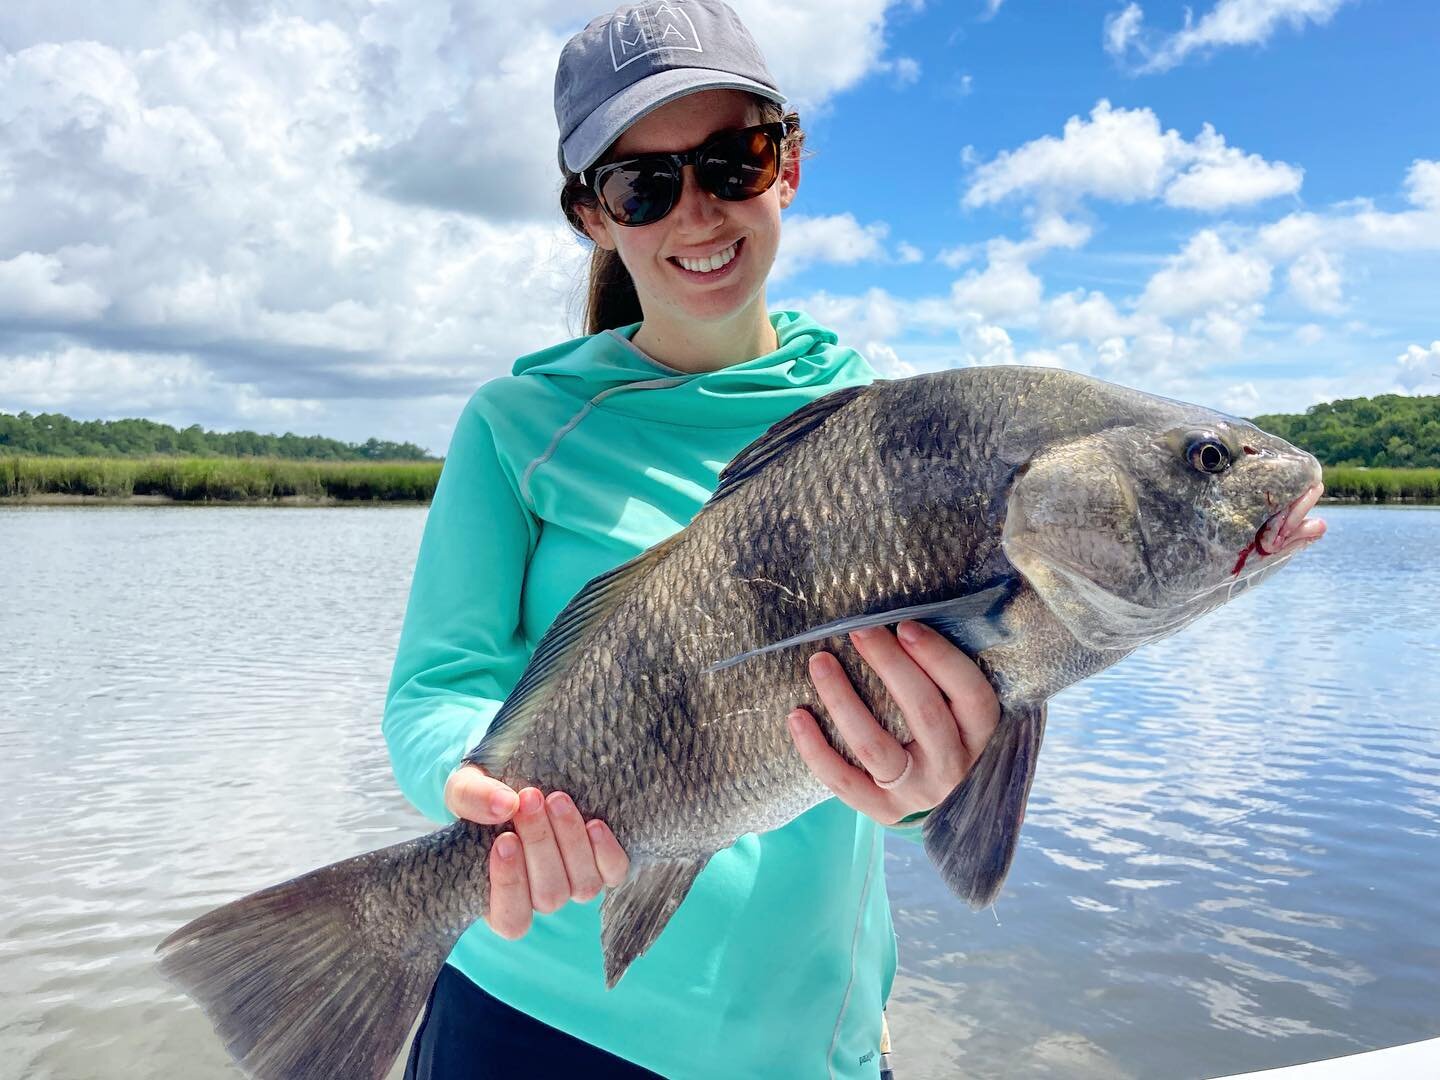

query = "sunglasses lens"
[699, 127, 779, 200]
[599, 160, 677, 226]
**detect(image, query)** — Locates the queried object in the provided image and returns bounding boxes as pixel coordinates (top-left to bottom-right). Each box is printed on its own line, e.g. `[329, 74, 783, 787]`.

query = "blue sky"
[0, 0, 1436, 453]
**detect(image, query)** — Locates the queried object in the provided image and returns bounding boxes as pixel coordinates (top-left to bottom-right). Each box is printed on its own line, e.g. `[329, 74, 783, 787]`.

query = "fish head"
[1001, 402, 1326, 653]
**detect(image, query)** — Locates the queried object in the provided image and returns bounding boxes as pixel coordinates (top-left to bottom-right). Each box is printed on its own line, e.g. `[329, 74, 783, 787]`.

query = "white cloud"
[950, 260, 1045, 321]
[1286, 248, 1344, 314]
[771, 212, 893, 282]
[964, 100, 1300, 212]
[1258, 159, 1440, 258]
[877, 55, 921, 87]
[1107, 0, 1355, 74]
[0, 251, 109, 320]
[945, 215, 1091, 322]
[1395, 341, 1440, 393]
[936, 243, 979, 268]
[0, 1, 917, 447]
[1137, 230, 1273, 319]
[1105, 3, 1145, 56]
[1163, 125, 1303, 210]
[1044, 289, 1136, 343]
[895, 242, 924, 264]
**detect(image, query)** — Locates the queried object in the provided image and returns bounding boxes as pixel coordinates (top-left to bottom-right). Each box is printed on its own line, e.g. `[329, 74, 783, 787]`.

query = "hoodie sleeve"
[382, 390, 539, 824]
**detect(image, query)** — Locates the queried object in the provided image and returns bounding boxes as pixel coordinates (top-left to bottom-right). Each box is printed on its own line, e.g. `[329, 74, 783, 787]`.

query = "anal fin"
[923, 701, 1046, 908]
[599, 856, 706, 988]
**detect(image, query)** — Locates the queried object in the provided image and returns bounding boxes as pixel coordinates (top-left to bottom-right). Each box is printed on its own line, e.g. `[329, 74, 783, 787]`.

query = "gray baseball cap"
[555, 0, 787, 175]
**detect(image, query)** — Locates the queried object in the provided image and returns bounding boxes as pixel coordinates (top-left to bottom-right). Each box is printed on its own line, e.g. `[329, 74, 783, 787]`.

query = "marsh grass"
[3, 457, 1438, 505]
[1321, 466, 1440, 503]
[0, 457, 441, 502]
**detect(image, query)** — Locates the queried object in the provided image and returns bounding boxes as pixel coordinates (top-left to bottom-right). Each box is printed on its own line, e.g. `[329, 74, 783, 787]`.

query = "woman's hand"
[786, 619, 1000, 824]
[444, 765, 629, 940]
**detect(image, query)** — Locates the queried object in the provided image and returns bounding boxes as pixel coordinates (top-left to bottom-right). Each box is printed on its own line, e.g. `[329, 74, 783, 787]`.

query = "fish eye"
[1186, 435, 1232, 475]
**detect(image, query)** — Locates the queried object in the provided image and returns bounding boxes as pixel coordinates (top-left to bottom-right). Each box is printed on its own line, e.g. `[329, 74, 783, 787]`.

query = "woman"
[385, 2, 1000, 1076]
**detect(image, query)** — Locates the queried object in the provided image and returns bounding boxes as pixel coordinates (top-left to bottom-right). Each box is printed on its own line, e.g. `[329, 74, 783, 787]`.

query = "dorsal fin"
[706, 383, 872, 507]
[466, 529, 687, 771]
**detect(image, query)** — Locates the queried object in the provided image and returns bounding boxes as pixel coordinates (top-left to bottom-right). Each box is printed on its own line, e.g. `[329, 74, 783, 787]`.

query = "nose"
[670, 163, 724, 228]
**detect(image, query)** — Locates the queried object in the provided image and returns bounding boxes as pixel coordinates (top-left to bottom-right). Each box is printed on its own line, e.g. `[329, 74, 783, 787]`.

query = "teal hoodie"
[384, 310, 921, 1079]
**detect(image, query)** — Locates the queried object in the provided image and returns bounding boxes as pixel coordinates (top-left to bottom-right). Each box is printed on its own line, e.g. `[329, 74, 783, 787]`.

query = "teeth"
[676, 241, 738, 273]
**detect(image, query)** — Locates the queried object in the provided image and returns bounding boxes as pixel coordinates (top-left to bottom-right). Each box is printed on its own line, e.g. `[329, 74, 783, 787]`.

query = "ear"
[778, 142, 800, 209]
[573, 199, 618, 251]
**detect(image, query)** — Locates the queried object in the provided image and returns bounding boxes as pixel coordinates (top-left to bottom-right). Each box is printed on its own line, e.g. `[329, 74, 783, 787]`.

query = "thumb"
[445, 763, 520, 824]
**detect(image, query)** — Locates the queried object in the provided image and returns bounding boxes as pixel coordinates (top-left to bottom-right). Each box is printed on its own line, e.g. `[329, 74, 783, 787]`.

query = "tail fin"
[923, 701, 1046, 908]
[157, 824, 483, 1080]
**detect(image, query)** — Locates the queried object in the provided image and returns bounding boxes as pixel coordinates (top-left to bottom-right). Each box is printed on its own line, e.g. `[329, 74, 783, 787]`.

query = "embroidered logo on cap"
[609, 2, 704, 71]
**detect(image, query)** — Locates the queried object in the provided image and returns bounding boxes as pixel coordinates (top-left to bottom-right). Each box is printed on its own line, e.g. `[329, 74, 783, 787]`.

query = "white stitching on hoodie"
[519, 376, 689, 508]
[828, 824, 881, 1078]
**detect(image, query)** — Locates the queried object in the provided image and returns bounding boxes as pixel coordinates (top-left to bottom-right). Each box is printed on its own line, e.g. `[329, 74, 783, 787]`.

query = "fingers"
[587, 820, 630, 888]
[848, 626, 966, 768]
[512, 788, 571, 915]
[787, 706, 897, 824]
[486, 832, 531, 940]
[894, 621, 1000, 762]
[445, 764, 520, 824]
[544, 791, 604, 902]
[806, 646, 911, 786]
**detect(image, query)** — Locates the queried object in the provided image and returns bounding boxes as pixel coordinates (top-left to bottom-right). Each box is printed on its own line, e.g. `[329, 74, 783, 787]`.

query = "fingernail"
[495, 833, 517, 859]
[898, 621, 922, 643]
[518, 788, 542, 814]
[548, 792, 574, 815]
[490, 792, 516, 817]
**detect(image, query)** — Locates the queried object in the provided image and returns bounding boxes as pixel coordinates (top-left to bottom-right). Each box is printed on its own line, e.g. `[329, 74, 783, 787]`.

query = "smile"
[668, 238, 743, 278]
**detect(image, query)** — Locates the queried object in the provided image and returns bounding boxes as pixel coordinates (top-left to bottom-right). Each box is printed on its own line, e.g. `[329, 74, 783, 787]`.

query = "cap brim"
[560, 68, 787, 174]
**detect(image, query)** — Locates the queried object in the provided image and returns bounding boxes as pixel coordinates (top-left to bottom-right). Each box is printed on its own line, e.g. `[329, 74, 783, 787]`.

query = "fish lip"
[1255, 482, 1326, 557]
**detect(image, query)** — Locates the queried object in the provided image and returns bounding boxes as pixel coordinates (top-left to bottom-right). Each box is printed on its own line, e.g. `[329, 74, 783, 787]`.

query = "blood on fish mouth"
[1232, 482, 1327, 575]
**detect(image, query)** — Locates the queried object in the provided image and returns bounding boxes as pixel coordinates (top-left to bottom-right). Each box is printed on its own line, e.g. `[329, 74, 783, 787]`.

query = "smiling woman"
[559, 94, 807, 350]
[154, 2, 1004, 1079]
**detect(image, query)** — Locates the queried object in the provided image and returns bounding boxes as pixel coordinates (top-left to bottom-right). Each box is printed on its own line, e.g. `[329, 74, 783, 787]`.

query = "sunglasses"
[583, 120, 793, 228]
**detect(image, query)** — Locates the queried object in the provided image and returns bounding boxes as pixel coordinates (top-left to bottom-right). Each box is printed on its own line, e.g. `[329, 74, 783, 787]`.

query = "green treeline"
[1252, 394, 1440, 468]
[0, 411, 435, 461]
[0, 457, 441, 502]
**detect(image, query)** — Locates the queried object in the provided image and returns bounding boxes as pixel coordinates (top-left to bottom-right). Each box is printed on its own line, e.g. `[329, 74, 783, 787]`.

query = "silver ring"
[874, 750, 914, 790]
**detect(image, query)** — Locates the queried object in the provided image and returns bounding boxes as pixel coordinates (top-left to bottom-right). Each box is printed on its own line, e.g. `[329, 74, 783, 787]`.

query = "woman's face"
[574, 89, 799, 330]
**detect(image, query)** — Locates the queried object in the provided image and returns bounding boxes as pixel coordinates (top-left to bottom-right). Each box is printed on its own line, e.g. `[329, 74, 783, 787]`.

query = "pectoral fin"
[702, 581, 1015, 674]
[923, 701, 1046, 908]
[599, 856, 707, 988]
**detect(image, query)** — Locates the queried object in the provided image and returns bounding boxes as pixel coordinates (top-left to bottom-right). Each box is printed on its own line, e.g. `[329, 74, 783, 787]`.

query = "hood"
[509, 310, 877, 428]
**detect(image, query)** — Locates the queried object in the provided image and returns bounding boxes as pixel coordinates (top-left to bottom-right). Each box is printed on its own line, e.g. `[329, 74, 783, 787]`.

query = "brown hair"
[559, 96, 807, 336]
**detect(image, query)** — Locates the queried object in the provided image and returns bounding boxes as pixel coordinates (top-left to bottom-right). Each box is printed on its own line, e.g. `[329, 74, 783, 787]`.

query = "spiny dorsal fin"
[466, 530, 688, 771]
[599, 856, 707, 988]
[707, 383, 872, 507]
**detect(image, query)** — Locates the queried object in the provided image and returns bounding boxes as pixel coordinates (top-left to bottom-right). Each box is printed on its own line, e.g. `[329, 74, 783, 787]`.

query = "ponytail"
[558, 97, 806, 337]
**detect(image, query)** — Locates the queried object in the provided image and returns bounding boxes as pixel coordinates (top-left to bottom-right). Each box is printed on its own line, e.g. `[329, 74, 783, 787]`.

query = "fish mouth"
[1233, 482, 1327, 575]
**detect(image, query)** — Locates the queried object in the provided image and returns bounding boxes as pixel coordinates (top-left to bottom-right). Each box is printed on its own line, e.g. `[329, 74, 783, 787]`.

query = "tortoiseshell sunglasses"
[583, 120, 792, 227]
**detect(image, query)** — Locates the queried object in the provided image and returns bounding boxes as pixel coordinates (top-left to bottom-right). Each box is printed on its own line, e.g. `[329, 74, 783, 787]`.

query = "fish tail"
[923, 702, 1046, 908]
[156, 821, 488, 1080]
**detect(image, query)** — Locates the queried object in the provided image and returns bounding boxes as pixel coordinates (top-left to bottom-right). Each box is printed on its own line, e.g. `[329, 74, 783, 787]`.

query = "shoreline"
[4, 493, 1439, 508]
[0, 493, 417, 507]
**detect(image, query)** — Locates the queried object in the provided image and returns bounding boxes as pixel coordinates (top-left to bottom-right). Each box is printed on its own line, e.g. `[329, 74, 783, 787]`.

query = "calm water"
[0, 505, 1436, 1079]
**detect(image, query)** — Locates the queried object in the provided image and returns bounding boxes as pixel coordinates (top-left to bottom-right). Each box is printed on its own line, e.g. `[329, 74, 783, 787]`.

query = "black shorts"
[403, 964, 663, 1080]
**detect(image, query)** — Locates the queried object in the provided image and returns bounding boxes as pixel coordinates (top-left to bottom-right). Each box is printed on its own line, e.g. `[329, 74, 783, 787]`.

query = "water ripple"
[3, 504, 1439, 1080]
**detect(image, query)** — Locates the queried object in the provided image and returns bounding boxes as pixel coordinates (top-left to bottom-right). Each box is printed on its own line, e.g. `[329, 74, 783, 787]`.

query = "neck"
[630, 299, 779, 374]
